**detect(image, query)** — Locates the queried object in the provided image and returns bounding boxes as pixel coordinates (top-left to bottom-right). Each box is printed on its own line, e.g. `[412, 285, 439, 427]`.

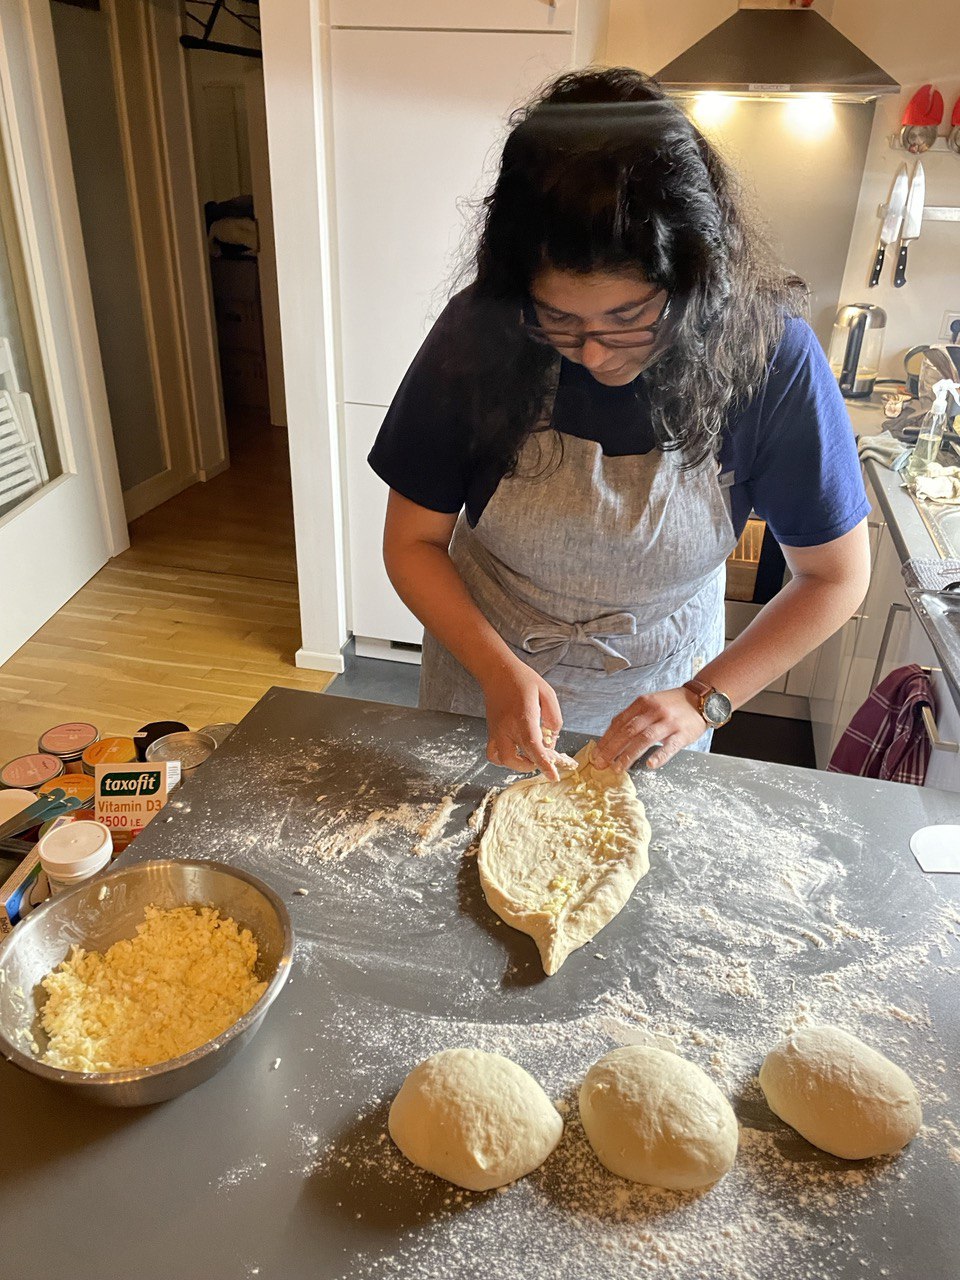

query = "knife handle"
[869, 244, 885, 287]
[894, 243, 908, 288]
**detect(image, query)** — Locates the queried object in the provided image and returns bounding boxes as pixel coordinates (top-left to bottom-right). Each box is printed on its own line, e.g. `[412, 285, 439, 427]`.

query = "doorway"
[48, 0, 293, 585]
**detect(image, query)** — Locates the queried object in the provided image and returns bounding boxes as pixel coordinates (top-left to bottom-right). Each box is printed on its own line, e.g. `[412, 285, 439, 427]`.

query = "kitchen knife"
[894, 162, 924, 289]
[870, 165, 908, 287]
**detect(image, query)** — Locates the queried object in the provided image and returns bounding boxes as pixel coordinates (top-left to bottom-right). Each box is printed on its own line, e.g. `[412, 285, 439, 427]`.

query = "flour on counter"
[160, 723, 958, 1277]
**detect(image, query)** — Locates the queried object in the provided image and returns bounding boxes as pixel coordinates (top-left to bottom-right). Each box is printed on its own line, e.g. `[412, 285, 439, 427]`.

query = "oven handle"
[921, 705, 960, 754]
[872, 602, 911, 690]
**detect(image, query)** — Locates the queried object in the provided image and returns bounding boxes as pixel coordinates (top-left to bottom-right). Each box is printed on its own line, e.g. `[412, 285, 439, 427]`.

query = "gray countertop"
[2, 689, 959, 1280]
[864, 460, 960, 713]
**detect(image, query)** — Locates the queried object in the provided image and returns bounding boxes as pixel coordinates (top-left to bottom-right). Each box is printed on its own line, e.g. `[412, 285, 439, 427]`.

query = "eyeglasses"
[522, 292, 671, 351]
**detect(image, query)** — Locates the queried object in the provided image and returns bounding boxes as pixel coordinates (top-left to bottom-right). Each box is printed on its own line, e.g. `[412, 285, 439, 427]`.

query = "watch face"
[703, 691, 733, 727]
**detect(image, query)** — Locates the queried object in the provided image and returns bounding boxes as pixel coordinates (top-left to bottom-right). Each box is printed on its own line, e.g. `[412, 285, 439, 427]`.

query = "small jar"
[146, 731, 216, 780]
[37, 722, 99, 775]
[0, 753, 63, 791]
[82, 736, 137, 776]
[38, 821, 113, 895]
[198, 722, 236, 749]
[133, 720, 189, 762]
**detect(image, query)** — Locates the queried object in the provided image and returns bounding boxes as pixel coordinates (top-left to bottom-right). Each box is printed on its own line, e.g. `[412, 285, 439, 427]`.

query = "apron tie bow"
[521, 612, 637, 675]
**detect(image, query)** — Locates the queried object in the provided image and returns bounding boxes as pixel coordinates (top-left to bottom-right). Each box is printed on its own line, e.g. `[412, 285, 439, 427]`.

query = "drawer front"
[330, 0, 577, 32]
[925, 669, 960, 793]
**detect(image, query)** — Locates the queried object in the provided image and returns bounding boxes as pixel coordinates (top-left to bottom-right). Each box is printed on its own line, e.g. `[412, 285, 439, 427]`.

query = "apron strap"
[521, 612, 638, 675]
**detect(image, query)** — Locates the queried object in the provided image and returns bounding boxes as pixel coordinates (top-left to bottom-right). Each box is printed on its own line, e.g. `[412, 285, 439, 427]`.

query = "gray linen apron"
[419, 394, 737, 745]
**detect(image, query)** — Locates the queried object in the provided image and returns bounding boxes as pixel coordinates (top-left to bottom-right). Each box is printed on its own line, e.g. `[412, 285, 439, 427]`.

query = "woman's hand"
[481, 658, 565, 780]
[594, 687, 707, 771]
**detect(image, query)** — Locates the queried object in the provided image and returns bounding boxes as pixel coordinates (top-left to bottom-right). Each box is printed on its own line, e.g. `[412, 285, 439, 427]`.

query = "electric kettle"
[827, 304, 887, 399]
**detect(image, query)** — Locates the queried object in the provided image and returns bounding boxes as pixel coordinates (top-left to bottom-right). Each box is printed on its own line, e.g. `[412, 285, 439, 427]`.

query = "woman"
[369, 69, 870, 780]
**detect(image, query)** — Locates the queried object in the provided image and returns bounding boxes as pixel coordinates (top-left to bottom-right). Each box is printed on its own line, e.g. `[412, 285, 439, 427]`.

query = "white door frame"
[0, 0, 127, 664]
[103, 0, 228, 520]
[260, 0, 348, 672]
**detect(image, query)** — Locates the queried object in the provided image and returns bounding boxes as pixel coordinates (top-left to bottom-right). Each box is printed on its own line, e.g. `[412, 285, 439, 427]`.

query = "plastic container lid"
[38, 810, 98, 840]
[0, 789, 37, 825]
[38, 722, 99, 758]
[0, 753, 63, 789]
[38, 820, 113, 879]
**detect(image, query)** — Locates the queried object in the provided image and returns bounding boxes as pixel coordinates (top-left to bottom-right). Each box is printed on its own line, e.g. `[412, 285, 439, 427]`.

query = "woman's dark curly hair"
[444, 67, 807, 474]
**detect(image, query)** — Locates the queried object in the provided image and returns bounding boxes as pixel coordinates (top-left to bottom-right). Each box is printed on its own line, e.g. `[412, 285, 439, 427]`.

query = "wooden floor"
[0, 417, 332, 767]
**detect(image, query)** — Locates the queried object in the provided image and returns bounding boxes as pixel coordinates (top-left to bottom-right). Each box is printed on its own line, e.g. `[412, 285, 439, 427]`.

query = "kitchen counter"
[863, 461, 960, 716]
[1, 689, 959, 1280]
[845, 396, 960, 715]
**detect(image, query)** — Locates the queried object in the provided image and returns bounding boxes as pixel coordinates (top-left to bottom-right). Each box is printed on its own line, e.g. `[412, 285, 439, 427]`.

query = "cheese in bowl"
[0, 859, 293, 1105]
[40, 904, 267, 1072]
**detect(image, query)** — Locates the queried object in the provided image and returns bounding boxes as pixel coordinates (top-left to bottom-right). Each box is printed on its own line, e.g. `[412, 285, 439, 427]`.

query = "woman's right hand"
[481, 657, 565, 781]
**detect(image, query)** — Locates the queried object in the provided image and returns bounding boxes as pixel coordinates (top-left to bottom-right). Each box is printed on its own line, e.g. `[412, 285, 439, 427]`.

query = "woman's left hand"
[593, 687, 708, 771]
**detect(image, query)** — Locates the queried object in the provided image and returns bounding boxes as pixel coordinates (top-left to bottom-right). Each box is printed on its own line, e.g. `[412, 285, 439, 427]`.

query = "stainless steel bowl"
[0, 859, 294, 1106]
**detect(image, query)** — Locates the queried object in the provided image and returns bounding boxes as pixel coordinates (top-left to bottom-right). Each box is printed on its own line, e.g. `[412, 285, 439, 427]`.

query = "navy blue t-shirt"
[369, 302, 869, 549]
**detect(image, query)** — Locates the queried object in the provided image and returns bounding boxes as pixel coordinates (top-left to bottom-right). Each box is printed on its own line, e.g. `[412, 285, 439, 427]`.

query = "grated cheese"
[39, 904, 267, 1072]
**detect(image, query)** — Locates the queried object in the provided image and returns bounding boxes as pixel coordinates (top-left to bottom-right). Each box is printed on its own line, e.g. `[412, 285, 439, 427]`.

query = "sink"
[912, 498, 960, 561]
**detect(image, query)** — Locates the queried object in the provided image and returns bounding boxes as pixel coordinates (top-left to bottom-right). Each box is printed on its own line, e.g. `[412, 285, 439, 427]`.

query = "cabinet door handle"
[921, 705, 960, 754]
[872, 602, 910, 689]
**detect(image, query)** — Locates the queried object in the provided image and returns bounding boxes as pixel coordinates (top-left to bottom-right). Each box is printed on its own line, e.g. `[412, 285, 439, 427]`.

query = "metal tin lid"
[198, 723, 236, 749]
[37, 773, 95, 802]
[146, 731, 217, 770]
[82, 736, 137, 770]
[38, 820, 113, 877]
[0, 753, 63, 790]
[133, 720, 190, 761]
[37, 722, 99, 759]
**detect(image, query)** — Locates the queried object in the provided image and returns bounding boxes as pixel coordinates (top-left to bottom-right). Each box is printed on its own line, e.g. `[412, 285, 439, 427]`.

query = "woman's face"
[529, 267, 669, 387]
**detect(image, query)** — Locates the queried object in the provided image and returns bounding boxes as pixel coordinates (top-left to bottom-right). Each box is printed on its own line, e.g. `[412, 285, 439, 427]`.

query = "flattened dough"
[478, 742, 651, 974]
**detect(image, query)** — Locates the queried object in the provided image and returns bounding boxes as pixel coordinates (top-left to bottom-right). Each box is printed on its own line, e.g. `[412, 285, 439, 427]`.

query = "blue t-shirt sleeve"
[367, 301, 470, 515]
[745, 317, 869, 548]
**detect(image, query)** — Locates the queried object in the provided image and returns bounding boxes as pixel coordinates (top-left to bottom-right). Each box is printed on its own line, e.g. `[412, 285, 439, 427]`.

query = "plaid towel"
[827, 665, 933, 785]
[902, 557, 960, 592]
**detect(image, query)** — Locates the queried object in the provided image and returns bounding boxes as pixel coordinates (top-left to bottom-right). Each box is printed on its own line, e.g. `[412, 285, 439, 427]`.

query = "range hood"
[656, 4, 899, 101]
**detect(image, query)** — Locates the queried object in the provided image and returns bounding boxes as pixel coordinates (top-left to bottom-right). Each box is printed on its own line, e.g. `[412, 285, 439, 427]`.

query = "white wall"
[831, 0, 960, 373]
[605, 2, 874, 347]
[605, 0, 736, 73]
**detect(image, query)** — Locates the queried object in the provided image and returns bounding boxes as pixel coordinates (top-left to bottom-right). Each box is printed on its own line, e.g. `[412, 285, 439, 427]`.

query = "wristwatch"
[683, 678, 733, 729]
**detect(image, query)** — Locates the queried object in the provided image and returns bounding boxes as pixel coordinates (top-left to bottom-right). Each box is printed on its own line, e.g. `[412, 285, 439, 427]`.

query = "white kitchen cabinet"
[330, 0, 579, 32]
[331, 7, 606, 655]
[810, 475, 888, 767]
[343, 402, 423, 657]
[331, 27, 573, 408]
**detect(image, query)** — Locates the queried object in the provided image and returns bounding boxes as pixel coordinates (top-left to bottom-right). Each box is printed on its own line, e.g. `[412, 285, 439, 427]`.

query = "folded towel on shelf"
[856, 431, 911, 470]
[902, 558, 960, 592]
[827, 664, 934, 785]
[912, 463, 960, 506]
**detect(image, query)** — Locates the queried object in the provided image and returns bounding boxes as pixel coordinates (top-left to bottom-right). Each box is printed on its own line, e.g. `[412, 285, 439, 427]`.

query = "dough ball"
[579, 1046, 738, 1190]
[388, 1048, 563, 1191]
[759, 1025, 922, 1160]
